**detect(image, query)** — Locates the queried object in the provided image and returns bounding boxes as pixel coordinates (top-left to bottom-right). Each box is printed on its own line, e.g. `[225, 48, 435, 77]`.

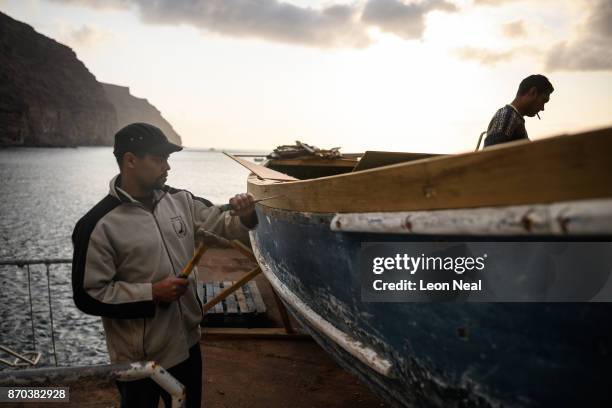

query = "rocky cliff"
[0, 12, 117, 146]
[0, 11, 182, 147]
[102, 83, 181, 145]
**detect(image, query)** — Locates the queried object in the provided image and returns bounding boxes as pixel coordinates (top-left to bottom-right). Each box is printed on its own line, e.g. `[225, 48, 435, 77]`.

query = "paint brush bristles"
[537, 113, 541, 120]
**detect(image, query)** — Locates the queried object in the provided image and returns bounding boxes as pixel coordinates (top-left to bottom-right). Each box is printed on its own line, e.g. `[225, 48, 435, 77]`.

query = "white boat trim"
[330, 198, 612, 236]
[250, 235, 395, 378]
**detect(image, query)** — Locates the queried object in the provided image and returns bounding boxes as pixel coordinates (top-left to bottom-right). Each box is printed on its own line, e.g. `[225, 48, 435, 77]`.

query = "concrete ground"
[202, 338, 384, 408]
[198, 247, 385, 408]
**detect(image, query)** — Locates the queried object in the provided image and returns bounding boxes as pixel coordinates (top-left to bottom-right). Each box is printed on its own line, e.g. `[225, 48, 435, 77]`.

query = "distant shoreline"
[0, 145, 269, 154]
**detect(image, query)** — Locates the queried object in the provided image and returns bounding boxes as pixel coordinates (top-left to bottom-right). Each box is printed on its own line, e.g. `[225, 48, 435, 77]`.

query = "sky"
[1, 0, 611, 152]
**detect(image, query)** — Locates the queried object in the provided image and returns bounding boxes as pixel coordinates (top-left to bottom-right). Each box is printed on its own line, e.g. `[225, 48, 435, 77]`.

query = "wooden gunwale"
[246, 127, 612, 213]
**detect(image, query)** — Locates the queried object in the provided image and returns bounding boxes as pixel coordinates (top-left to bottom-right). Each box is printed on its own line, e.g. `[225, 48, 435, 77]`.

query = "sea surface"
[0, 147, 263, 369]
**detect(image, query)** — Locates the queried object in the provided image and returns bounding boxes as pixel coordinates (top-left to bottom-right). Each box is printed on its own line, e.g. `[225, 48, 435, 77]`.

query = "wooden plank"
[202, 327, 311, 340]
[202, 267, 262, 314]
[247, 127, 612, 213]
[230, 240, 256, 260]
[248, 281, 267, 314]
[223, 281, 238, 314]
[204, 283, 214, 314]
[271, 287, 295, 334]
[234, 287, 249, 314]
[212, 282, 224, 313]
[243, 284, 256, 313]
[224, 152, 298, 181]
[352, 151, 439, 172]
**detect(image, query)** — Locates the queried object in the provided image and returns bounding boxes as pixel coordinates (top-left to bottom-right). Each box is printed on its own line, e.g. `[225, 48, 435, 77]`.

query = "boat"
[241, 128, 612, 407]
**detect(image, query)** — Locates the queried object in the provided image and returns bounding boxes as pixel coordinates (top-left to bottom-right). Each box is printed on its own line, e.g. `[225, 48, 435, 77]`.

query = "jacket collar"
[109, 174, 168, 205]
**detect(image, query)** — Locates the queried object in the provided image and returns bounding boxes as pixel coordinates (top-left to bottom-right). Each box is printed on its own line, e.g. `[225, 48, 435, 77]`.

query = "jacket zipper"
[151, 194, 205, 322]
[151, 211, 184, 314]
[149, 202, 202, 334]
[128, 193, 199, 351]
[140, 194, 187, 356]
[115, 185, 190, 355]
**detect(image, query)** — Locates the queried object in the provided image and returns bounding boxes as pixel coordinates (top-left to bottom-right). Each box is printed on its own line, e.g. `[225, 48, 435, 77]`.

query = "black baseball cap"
[113, 123, 182, 159]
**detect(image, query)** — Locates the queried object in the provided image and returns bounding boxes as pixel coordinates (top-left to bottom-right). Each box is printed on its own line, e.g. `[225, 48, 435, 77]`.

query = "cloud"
[501, 20, 525, 38]
[545, 0, 612, 71]
[472, 0, 521, 5]
[49, 0, 131, 9]
[67, 24, 113, 45]
[361, 0, 457, 40]
[46, 0, 457, 48]
[134, 0, 370, 48]
[454, 47, 518, 65]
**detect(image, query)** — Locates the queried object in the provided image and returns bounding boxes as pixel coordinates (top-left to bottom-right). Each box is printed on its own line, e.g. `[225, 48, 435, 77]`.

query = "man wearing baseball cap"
[71, 123, 256, 407]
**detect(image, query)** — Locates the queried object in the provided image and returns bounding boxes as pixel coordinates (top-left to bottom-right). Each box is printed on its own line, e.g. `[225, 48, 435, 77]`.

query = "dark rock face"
[0, 11, 182, 147]
[102, 83, 181, 145]
[0, 12, 117, 146]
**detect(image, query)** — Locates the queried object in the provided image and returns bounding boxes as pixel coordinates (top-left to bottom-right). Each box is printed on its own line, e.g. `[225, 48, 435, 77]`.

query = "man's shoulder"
[493, 104, 519, 117]
[485, 105, 528, 147]
[163, 185, 213, 207]
[78, 195, 121, 224]
[72, 195, 121, 243]
[489, 105, 523, 126]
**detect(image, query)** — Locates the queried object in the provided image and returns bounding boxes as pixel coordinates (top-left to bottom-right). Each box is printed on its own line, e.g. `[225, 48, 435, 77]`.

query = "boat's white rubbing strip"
[331, 198, 612, 235]
[250, 238, 394, 378]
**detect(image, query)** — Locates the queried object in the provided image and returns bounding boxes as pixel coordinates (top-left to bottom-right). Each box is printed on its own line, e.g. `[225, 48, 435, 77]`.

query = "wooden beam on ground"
[202, 266, 262, 314]
[230, 240, 257, 261]
[270, 287, 295, 334]
[229, 240, 294, 332]
[223, 281, 238, 314]
[247, 281, 266, 314]
[201, 327, 310, 340]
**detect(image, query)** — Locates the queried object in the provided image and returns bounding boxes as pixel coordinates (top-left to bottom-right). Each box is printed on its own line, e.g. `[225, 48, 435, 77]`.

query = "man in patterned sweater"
[484, 74, 554, 147]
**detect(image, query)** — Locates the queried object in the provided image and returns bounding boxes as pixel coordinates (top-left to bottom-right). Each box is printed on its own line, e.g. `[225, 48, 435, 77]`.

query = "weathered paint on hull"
[250, 205, 612, 408]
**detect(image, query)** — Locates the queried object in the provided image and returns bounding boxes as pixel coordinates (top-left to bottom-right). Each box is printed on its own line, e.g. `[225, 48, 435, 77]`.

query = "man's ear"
[124, 152, 137, 169]
[527, 86, 538, 98]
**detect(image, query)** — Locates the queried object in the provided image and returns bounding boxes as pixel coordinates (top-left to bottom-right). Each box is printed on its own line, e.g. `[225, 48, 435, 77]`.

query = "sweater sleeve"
[189, 193, 258, 245]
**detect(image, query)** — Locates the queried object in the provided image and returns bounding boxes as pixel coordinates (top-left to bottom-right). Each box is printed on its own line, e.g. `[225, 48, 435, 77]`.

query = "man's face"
[132, 153, 171, 190]
[526, 88, 551, 117]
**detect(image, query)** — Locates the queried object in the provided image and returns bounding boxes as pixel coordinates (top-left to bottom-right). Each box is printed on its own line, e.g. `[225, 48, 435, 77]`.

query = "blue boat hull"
[251, 206, 612, 407]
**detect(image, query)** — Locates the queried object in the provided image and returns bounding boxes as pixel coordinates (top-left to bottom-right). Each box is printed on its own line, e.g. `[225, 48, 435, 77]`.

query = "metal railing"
[0, 258, 72, 368]
[475, 130, 487, 151]
[0, 361, 186, 407]
[0, 259, 188, 406]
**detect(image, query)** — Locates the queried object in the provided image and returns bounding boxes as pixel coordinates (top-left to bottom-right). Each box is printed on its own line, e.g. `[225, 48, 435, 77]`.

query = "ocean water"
[0, 147, 262, 368]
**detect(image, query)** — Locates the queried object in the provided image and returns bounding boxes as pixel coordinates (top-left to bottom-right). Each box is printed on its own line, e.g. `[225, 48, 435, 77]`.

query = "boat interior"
[265, 151, 441, 180]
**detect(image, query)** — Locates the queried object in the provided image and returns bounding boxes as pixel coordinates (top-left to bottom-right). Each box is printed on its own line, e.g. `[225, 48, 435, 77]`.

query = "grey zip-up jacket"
[71, 175, 255, 369]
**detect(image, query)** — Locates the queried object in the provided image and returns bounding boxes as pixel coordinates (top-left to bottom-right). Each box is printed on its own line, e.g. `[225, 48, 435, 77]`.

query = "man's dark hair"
[115, 151, 145, 168]
[517, 74, 554, 96]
